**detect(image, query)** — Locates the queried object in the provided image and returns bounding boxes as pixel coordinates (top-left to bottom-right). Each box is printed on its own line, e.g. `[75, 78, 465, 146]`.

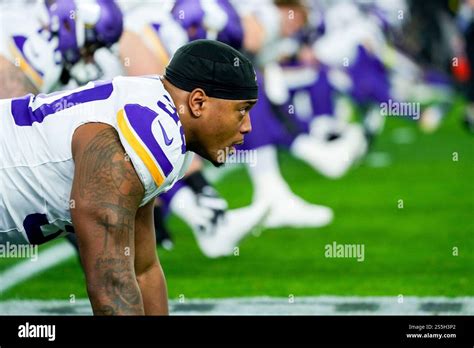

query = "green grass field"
[1, 100, 473, 301]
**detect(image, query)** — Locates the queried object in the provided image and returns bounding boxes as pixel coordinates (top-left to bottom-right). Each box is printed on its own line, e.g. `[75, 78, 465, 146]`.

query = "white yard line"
[0, 242, 76, 294]
[0, 233, 472, 316]
[0, 296, 473, 315]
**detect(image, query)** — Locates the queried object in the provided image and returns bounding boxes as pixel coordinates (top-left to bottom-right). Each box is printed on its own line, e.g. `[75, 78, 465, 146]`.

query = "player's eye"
[239, 105, 251, 116]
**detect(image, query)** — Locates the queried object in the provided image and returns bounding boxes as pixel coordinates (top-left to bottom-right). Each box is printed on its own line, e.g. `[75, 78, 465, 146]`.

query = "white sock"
[246, 145, 291, 202]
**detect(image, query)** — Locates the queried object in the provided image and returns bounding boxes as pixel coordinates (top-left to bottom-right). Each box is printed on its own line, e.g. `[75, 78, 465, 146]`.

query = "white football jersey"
[0, 5, 64, 93]
[0, 75, 193, 244]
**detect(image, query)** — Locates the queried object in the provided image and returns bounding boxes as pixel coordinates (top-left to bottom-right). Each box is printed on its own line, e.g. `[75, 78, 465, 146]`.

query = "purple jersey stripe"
[12, 35, 45, 77]
[157, 98, 180, 124]
[158, 97, 186, 153]
[10, 82, 113, 126]
[124, 103, 174, 176]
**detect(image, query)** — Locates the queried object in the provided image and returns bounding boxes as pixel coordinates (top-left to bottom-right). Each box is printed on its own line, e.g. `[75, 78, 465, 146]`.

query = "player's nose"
[240, 113, 252, 134]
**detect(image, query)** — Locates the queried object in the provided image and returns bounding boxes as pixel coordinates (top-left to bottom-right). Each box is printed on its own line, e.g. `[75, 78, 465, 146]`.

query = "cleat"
[291, 123, 367, 179]
[263, 192, 333, 229]
[193, 201, 270, 258]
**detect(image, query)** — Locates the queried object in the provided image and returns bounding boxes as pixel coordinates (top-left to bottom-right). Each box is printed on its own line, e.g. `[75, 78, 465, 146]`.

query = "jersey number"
[23, 213, 74, 245]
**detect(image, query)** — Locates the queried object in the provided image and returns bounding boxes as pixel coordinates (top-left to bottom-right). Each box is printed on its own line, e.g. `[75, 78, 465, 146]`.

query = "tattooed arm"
[134, 200, 169, 315]
[0, 55, 39, 98]
[71, 123, 146, 315]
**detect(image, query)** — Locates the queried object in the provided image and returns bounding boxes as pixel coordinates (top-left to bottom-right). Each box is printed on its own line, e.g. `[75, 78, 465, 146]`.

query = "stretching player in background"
[0, 0, 123, 97]
[0, 39, 259, 314]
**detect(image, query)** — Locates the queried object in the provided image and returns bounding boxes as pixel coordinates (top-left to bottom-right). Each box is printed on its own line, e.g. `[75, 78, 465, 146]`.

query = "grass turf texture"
[1, 100, 472, 300]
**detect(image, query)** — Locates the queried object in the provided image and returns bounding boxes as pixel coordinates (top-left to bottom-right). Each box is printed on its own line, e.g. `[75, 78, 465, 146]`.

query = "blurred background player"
[229, 0, 364, 228]
[0, 0, 123, 97]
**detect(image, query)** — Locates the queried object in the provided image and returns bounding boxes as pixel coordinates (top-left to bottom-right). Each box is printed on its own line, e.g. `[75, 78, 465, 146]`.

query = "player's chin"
[202, 149, 226, 168]
[205, 156, 225, 168]
[211, 152, 226, 168]
[211, 160, 226, 168]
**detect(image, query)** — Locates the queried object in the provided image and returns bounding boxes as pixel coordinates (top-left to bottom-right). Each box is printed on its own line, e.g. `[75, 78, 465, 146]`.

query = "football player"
[119, 0, 268, 257]
[0, 39, 259, 314]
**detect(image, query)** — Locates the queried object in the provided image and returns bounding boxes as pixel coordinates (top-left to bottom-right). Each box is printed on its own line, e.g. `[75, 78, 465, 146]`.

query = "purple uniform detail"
[158, 120, 174, 146]
[46, 0, 79, 64]
[93, 0, 123, 48]
[172, 0, 243, 49]
[423, 69, 453, 87]
[12, 36, 45, 76]
[172, 0, 206, 41]
[348, 45, 391, 105]
[158, 97, 186, 154]
[239, 66, 338, 151]
[158, 180, 186, 217]
[46, 0, 123, 64]
[157, 99, 180, 124]
[10, 82, 113, 126]
[214, 0, 243, 50]
[238, 71, 308, 151]
[371, 8, 391, 34]
[123, 104, 174, 176]
[309, 67, 335, 116]
[23, 213, 63, 245]
[151, 23, 161, 33]
[288, 66, 335, 117]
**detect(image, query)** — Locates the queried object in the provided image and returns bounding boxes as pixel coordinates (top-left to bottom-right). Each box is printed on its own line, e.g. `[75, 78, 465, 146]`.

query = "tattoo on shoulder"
[77, 127, 144, 201]
[75, 127, 144, 247]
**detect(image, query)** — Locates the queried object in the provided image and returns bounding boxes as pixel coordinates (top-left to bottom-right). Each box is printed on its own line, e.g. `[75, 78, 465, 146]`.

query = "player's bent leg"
[153, 201, 174, 250]
[168, 184, 270, 258]
[248, 145, 334, 229]
[152, 156, 205, 250]
[291, 116, 367, 179]
[194, 202, 270, 258]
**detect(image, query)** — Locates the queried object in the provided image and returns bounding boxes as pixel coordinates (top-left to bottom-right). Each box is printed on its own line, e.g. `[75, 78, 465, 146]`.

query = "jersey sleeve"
[0, 9, 64, 93]
[113, 78, 186, 206]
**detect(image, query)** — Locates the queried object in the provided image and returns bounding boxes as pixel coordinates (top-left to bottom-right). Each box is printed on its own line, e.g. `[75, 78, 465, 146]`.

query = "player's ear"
[188, 88, 207, 119]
